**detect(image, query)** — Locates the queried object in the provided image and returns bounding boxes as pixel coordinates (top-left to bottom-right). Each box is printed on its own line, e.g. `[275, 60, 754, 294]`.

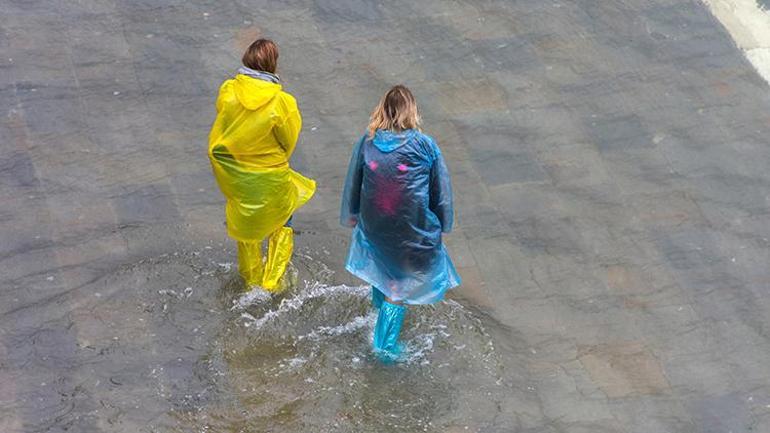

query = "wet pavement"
[2, 0, 770, 432]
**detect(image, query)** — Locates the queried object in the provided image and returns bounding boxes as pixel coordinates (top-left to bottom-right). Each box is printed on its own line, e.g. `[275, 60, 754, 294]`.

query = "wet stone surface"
[2, 0, 770, 432]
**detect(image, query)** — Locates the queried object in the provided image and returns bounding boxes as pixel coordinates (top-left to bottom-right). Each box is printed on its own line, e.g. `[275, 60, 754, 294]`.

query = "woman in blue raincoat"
[341, 85, 461, 359]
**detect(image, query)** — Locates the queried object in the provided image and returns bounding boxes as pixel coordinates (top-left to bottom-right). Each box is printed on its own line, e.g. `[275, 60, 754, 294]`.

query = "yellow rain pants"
[237, 226, 294, 290]
[209, 74, 315, 291]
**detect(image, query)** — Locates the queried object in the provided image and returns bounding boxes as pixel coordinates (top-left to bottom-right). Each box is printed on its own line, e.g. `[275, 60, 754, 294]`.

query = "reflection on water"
[6, 247, 512, 432]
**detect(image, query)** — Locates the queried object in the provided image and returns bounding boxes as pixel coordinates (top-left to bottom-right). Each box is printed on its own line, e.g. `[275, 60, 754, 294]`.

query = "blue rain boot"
[371, 286, 385, 310]
[373, 301, 406, 361]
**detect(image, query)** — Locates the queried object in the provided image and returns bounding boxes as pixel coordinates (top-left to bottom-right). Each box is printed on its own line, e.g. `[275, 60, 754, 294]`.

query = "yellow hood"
[233, 74, 282, 110]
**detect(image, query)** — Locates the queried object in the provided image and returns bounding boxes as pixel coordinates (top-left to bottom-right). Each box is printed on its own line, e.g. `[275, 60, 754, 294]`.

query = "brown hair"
[242, 39, 279, 73]
[367, 85, 421, 138]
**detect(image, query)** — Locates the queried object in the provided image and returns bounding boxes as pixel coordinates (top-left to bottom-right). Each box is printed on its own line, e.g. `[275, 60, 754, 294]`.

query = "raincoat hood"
[372, 129, 418, 153]
[233, 74, 282, 110]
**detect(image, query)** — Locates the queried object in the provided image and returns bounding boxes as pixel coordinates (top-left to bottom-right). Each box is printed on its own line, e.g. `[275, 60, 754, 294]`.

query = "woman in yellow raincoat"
[208, 39, 315, 292]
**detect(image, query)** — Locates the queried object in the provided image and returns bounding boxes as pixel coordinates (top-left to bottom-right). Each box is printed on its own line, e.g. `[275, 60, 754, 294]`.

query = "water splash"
[202, 274, 509, 431]
[299, 312, 376, 341]
[232, 288, 272, 310]
[237, 283, 368, 330]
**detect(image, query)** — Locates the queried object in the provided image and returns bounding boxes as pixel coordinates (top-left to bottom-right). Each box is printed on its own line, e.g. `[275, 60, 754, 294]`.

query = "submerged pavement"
[2, 0, 770, 432]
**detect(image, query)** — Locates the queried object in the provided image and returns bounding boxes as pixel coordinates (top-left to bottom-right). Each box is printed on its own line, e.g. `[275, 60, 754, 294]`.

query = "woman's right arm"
[340, 135, 366, 227]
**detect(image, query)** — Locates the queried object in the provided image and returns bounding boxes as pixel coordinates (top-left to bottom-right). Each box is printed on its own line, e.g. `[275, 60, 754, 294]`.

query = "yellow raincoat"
[208, 74, 315, 290]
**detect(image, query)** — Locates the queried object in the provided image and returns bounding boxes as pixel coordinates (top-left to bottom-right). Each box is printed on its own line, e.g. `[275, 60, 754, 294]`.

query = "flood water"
[5, 243, 517, 432]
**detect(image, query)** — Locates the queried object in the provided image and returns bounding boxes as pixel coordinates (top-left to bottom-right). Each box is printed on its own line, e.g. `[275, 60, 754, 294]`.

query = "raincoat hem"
[344, 263, 458, 306]
[223, 171, 315, 243]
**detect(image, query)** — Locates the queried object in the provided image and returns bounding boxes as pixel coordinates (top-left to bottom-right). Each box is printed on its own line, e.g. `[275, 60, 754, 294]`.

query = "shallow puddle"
[25, 246, 516, 432]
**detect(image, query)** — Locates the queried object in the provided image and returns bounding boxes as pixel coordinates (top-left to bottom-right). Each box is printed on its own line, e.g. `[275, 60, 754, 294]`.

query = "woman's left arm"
[274, 94, 302, 158]
[429, 143, 454, 233]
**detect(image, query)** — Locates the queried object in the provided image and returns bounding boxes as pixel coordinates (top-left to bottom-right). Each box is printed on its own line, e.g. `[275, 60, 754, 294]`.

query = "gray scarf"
[237, 66, 280, 84]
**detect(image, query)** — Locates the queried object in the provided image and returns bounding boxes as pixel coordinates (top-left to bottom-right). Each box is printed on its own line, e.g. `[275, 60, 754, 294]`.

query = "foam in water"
[237, 283, 368, 329]
[232, 288, 272, 310]
[298, 312, 377, 341]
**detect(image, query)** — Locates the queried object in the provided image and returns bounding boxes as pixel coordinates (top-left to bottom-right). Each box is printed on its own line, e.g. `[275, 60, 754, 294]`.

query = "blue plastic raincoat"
[341, 129, 461, 304]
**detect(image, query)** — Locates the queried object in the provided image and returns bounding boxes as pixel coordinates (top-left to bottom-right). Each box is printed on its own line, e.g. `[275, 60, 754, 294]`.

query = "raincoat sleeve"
[340, 135, 366, 227]
[273, 94, 302, 159]
[429, 142, 454, 233]
[215, 81, 229, 113]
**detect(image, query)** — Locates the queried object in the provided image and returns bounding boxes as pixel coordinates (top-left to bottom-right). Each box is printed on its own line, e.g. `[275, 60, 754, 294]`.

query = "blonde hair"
[367, 85, 421, 138]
